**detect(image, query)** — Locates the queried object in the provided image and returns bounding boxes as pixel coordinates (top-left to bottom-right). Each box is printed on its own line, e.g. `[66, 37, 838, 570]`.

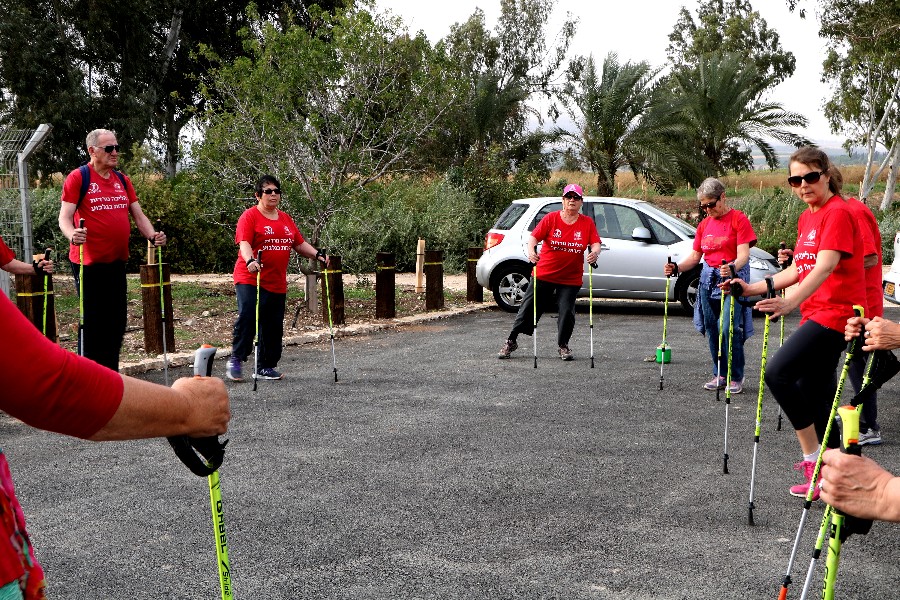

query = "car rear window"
[493, 203, 529, 230]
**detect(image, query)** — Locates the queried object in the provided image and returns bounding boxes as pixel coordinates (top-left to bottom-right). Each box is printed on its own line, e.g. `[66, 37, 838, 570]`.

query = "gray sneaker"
[498, 339, 518, 359]
[858, 428, 883, 446]
[558, 345, 574, 361]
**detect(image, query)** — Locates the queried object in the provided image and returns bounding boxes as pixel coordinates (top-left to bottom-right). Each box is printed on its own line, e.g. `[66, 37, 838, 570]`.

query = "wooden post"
[321, 255, 345, 325]
[415, 238, 425, 293]
[139, 262, 175, 355]
[466, 247, 483, 302]
[375, 252, 396, 319]
[424, 249, 444, 310]
[14, 265, 56, 342]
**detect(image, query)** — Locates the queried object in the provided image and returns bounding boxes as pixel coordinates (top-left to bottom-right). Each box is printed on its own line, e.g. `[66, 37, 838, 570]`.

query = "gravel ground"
[7, 300, 900, 599]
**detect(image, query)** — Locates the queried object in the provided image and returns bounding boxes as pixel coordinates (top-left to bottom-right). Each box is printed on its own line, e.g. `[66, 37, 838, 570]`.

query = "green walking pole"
[589, 259, 597, 369]
[322, 252, 339, 383]
[722, 263, 738, 475]
[819, 405, 873, 600]
[77, 218, 86, 357]
[532, 265, 538, 369]
[748, 276, 776, 524]
[714, 260, 727, 403]
[778, 305, 864, 600]
[777, 242, 788, 431]
[252, 250, 262, 393]
[658, 256, 674, 389]
[41, 248, 52, 337]
[155, 220, 169, 386]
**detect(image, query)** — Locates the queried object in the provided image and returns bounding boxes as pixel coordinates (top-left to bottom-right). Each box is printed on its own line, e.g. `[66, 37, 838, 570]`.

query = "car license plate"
[886, 282, 895, 298]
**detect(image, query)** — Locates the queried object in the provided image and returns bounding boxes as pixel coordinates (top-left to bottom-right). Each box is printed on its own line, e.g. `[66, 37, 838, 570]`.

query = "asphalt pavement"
[7, 300, 900, 599]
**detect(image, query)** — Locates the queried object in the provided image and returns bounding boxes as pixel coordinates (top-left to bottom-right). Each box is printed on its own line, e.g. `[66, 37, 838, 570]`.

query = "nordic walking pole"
[798, 503, 834, 600]
[41, 248, 52, 337]
[77, 218, 86, 357]
[715, 259, 727, 404]
[155, 220, 169, 386]
[748, 276, 776, 525]
[777, 305, 864, 600]
[532, 265, 538, 369]
[322, 253, 339, 382]
[589, 259, 597, 369]
[722, 262, 737, 475]
[252, 250, 262, 393]
[819, 405, 873, 600]
[168, 345, 231, 599]
[777, 241, 788, 431]
[659, 256, 673, 390]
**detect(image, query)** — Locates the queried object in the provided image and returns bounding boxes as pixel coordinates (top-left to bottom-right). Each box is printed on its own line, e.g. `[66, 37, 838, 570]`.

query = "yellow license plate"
[886, 282, 895, 297]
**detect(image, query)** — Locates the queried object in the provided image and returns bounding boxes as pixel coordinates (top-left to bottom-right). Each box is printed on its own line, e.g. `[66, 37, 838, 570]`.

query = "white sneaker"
[858, 428, 882, 446]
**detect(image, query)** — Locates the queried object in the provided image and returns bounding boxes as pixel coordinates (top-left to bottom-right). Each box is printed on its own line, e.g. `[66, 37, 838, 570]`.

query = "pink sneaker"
[789, 460, 820, 500]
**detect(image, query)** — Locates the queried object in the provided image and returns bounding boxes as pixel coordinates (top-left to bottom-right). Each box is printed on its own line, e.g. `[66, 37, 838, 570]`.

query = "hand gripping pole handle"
[835, 405, 873, 535]
[726, 261, 743, 297]
[167, 345, 228, 477]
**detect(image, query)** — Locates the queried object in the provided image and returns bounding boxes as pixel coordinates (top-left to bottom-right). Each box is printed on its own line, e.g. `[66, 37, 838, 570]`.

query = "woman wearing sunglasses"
[733, 146, 865, 499]
[227, 175, 329, 382]
[664, 177, 757, 394]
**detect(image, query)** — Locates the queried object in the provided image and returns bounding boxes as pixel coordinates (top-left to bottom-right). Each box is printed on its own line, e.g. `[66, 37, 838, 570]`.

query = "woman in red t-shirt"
[497, 184, 601, 361]
[736, 146, 865, 500]
[227, 175, 329, 382]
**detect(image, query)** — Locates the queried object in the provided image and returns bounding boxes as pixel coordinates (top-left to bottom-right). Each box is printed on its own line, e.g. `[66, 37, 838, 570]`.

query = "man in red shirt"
[57, 129, 165, 370]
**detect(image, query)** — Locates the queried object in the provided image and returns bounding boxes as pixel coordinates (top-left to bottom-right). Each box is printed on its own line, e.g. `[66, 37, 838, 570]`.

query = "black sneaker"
[498, 339, 518, 359]
[558, 345, 574, 361]
[254, 367, 284, 380]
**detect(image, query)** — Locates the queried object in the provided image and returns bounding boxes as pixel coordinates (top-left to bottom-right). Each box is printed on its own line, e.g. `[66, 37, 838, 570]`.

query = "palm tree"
[560, 52, 689, 196]
[669, 52, 810, 178]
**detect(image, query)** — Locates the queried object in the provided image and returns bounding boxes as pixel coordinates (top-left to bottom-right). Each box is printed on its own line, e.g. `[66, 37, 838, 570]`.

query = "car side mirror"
[631, 227, 652, 243]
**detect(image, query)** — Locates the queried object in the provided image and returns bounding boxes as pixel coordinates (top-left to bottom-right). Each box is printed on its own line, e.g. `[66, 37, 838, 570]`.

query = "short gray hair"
[697, 177, 725, 201]
[86, 129, 117, 149]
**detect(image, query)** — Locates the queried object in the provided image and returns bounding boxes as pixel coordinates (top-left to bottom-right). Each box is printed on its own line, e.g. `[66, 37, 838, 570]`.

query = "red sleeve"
[0, 236, 15, 266]
[820, 202, 855, 256]
[734, 211, 757, 247]
[235, 208, 256, 245]
[60, 168, 81, 205]
[532, 212, 555, 242]
[2, 294, 122, 439]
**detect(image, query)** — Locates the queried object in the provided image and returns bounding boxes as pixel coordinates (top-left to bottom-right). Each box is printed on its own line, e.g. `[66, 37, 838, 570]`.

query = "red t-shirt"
[794, 195, 866, 331]
[532, 211, 601, 286]
[61, 165, 139, 265]
[0, 235, 15, 267]
[693, 209, 756, 266]
[846, 197, 883, 318]
[232, 207, 305, 294]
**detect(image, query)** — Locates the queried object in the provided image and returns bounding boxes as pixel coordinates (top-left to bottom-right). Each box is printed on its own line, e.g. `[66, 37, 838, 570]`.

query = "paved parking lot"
[7, 300, 900, 599]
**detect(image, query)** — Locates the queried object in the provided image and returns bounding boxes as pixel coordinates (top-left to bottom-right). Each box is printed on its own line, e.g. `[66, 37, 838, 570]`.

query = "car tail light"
[484, 232, 505, 250]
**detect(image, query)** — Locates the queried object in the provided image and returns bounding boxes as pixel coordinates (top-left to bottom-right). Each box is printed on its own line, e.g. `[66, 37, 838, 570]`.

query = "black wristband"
[246, 257, 256, 267]
[32, 260, 44, 275]
[669, 262, 679, 276]
[315, 248, 326, 261]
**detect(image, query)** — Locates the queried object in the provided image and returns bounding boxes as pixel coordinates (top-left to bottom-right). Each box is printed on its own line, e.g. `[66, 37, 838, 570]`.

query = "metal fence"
[0, 124, 53, 297]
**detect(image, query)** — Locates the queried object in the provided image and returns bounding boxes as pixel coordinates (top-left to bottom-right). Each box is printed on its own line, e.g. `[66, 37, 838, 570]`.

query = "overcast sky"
[372, 0, 843, 148]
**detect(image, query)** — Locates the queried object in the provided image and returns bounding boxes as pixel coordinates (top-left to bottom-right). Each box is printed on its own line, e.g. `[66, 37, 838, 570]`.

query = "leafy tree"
[194, 6, 457, 251]
[559, 53, 690, 196]
[668, 53, 809, 178]
[667, 0, 796, 85]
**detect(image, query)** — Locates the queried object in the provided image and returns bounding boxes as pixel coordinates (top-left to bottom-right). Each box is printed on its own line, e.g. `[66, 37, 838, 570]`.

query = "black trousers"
[508, 278, 580, 347]
[71, 261, 127, 371]
[232, 283, 286, 370]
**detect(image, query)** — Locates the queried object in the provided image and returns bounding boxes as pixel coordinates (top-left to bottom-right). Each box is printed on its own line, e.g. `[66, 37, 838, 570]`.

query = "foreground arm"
[820, 449, 900, 522]
[89, 375, 230, 441]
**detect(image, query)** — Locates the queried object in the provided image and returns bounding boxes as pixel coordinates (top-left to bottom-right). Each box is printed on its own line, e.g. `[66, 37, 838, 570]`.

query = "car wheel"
[492, 264, 532, 312]
[677, 269, 700, 312]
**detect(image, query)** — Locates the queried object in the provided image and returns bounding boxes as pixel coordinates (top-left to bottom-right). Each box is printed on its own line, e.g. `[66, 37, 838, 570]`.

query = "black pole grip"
[44, 248, 52, 262]
[167, 345, 227, 477]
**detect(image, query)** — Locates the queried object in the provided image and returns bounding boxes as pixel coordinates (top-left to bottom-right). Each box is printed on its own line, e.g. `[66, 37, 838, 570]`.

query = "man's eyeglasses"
[699, 198, 719, 209]
[787, 171, 824, 187]
[563, 194, 583, 200]
[95, 145, 120, 153]
[261, 188, 281, 195]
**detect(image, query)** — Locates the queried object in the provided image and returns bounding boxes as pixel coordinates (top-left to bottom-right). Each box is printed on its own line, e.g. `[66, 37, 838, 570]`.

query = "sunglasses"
[699, 198, 719, 209]
[96, 144, 120, 153]
[787, 171, 824, 187]
[563, 194, 583, 200]
[261, 188, 281, 195]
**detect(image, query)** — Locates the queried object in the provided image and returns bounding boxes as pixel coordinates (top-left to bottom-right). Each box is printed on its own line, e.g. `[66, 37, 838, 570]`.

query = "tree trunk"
[882, 141, 900, 211]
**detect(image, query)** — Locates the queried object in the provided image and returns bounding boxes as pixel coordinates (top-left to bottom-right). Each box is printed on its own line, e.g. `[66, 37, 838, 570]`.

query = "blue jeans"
[699, 284, 745, 381]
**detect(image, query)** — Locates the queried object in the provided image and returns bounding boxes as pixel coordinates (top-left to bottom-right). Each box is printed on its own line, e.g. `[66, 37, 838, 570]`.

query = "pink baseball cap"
[562, 184, 584, 198]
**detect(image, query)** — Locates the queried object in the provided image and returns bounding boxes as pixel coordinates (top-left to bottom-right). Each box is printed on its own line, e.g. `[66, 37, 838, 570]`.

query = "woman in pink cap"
[497, 184, 601, 361]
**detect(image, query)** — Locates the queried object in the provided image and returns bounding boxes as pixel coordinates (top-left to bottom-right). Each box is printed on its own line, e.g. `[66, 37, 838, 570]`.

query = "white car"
[475, 196, 781, 312]
[882, 231, 900, 305]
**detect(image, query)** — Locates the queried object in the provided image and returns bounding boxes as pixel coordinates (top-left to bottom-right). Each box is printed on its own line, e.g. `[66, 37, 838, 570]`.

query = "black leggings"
[764, 319, 847, 445]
